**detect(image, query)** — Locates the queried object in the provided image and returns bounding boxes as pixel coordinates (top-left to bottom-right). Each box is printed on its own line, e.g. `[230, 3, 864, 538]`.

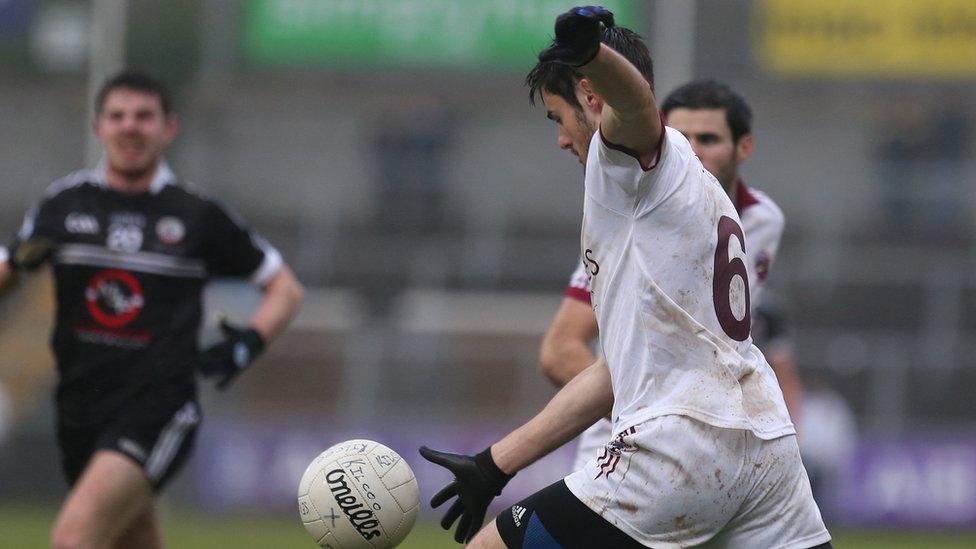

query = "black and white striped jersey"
[3, 162, 281, 424]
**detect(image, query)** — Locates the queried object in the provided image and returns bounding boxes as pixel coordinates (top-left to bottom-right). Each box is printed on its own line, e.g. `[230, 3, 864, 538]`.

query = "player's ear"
[577, 78, 603, 113]
[163, 115, 179, 145]
[735, 133, 754, 164]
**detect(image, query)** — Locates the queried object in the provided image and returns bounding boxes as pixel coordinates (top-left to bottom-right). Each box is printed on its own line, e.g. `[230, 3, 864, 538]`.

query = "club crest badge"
[156, 216, 185, 245]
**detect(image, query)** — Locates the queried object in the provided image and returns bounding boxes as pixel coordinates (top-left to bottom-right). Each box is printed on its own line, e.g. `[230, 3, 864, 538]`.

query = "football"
[298, 439, 420, 548]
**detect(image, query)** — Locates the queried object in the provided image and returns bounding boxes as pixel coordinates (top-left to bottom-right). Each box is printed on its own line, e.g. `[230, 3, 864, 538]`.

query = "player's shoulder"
[40, 169, 102, 201]
[663, 125, 696, 159]
[161, 180, 224, 209]
[738, 183, 784, 228]
[167, 181, 254, 229]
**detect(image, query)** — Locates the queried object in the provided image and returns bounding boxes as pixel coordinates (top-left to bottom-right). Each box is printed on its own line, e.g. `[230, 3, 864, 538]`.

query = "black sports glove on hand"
[197, 320, 265, 390]
[538, 5, 615, 66]
[419, 446, 514, 544]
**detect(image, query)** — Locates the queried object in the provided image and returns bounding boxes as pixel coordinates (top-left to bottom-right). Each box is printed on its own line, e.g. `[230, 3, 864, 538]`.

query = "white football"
[298, 439, 420, 548]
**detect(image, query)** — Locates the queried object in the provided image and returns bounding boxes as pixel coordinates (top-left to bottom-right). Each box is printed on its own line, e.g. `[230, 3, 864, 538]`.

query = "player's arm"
[196, 200, 305, 390]
[540, 6, 661, 167]
[197, 262, 304, 390]
[1, 198, 62, 296]
[0, 256, 12, 291]
[420, 358, 612, 542]
[580, 45, 661, 165]
[493, 356, 612, 472]
[539, 297, 599, 387]
[768, 347, 802, 424]
[249, 264, 304, 342]
[753, 301, 803, 423]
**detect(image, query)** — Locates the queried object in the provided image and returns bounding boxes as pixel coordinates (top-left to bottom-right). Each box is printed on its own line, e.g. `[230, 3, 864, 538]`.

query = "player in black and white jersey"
[0, 71, 304, 549]
[547, 80, 806, 473]
[421, 7, 829, 548]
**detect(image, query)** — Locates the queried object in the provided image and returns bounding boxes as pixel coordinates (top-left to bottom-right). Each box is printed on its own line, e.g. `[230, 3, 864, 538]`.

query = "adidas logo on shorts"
[512, 505, 527, 527]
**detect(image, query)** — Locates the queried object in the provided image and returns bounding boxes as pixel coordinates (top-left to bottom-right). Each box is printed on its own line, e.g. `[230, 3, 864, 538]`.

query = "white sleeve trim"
[249, 246, 283, 287]
[0, 246, 8, 265]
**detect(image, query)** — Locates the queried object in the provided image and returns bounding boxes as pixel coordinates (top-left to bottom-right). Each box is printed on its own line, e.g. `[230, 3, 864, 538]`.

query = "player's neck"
[725, 178, 740, 204]
[103, 162, 159, 194]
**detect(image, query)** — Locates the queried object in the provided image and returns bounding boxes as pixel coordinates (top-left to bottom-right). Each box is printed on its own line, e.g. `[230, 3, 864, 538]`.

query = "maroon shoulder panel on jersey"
[565, 286, 592, 304]
[735, 180, 760, 214]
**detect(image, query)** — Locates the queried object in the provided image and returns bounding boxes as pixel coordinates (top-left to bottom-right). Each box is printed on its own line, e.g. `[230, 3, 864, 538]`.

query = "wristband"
[475, 447, 514, 494]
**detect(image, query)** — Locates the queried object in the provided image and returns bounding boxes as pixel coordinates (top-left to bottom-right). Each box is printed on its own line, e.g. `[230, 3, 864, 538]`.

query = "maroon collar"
[598, 112, 667, 172]
[735, 179, 759, 215]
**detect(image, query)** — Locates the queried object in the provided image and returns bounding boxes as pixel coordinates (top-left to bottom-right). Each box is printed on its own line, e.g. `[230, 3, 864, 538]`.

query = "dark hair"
[95, 70, 172, 115]
[660, 79, 752, 142]
[527, 26, 654, 110]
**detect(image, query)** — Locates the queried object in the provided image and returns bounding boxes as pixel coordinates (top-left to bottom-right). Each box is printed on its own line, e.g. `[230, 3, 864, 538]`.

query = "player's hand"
[419, 446, 514, 544]
[196, 319, 265, 390]
[538, 5, 615, 67]
[11, 236, 57, 270]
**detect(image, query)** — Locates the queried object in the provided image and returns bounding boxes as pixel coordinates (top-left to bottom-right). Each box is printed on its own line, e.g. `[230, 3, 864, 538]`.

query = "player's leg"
[465, 519, 506, 549]
[50, 450, 156, 549]
[493, 480, 645, 548]
[111, 504, 163, 549]
[714, 433, 832, 548]
[52, 383, 199, 549]
[564, 416, 771, 547]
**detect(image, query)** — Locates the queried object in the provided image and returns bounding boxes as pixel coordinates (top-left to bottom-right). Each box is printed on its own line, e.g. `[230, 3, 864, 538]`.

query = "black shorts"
[496, 480, 835, 549]
[56, 379, 200, 491]
[496, 480, 645, 548]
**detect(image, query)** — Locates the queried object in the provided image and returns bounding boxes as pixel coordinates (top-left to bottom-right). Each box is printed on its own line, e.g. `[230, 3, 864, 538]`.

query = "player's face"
[541, 90, 599, 168]
[666, 108, 752, 193]
[94, 88, 176, 178]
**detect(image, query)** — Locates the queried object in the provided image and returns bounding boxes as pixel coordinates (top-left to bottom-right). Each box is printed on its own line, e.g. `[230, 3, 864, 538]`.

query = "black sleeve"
[752, 297, 792, 347]
[6, 197, 62, 270]
[203, 198, 273, 279]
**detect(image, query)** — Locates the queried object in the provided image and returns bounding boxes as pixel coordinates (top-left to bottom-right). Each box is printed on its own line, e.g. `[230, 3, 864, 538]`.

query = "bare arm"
[0, 260, 12, 291]
[249, 265, 304, 342]
[579, 44, 661, 167]
[491, 357, 613, 474]
[539, 297, 599, 387]
[766, 345, 803, 425]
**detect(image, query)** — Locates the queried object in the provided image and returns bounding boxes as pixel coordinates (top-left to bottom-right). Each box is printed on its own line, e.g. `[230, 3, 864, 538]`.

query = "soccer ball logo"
[298, 440, 419, 548]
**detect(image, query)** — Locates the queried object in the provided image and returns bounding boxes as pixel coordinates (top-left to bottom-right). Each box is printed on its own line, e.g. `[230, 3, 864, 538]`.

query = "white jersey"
[581, 126, 793, 440]
[567, 181, 783, 309]
[735, 183, 783, 306]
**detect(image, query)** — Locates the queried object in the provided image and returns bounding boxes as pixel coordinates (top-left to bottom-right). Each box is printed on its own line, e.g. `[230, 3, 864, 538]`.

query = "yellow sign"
[758, 0, 976, 77]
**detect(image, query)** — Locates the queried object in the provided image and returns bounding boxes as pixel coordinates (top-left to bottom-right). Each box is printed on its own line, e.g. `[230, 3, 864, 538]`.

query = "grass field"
[3, 504, 976, 548]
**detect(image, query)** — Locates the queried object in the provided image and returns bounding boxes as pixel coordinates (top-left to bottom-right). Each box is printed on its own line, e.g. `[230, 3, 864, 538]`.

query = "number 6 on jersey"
[713, 215, 751, 341]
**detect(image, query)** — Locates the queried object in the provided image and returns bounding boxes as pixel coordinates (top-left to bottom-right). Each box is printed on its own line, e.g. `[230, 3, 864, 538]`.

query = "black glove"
[196, 319, 265, 390]
[538, 5, 615, 66]
[419, 446, 514, 544]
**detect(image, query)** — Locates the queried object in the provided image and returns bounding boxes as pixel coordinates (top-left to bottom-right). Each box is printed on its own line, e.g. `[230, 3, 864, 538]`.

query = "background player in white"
[544, 80, 805, 473]
[422, 7, 829, 548]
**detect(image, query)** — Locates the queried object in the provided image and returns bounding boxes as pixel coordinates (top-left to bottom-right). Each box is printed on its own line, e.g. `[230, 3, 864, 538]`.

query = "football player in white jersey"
[421, 7, 830, 548]
[549, 80, 806, 473]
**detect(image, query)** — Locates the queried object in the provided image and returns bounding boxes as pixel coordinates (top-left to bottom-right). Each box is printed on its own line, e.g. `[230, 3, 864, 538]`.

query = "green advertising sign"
[243, 0, 640, 69]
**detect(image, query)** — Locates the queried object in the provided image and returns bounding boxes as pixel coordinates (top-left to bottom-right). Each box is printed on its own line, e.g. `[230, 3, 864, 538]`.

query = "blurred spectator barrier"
[834, 436, 976, 528]
[190, 420, 976, 529]
[758, 0, 976, 78]
[242, 0, 639, 68]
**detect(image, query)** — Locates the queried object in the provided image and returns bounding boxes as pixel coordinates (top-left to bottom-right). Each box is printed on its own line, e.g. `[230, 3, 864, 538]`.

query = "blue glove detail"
[538, 5, 615, 66]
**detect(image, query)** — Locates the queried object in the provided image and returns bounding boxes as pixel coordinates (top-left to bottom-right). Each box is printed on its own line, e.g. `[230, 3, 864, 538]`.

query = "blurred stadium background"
[1, 0, 975, 547]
